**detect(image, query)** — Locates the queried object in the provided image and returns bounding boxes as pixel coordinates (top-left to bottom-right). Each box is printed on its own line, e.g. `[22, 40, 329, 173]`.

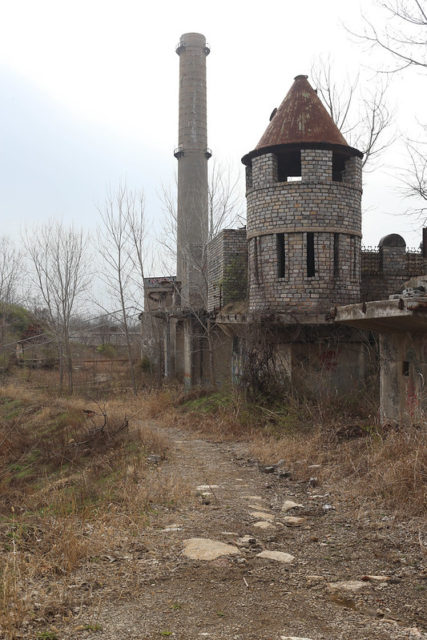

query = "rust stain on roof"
[256, 75, 349, 150]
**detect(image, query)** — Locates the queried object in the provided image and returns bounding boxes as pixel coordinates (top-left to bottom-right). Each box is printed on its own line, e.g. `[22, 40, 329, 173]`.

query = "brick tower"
[175, 33, 210, 309]
[242, 74, 363, 315]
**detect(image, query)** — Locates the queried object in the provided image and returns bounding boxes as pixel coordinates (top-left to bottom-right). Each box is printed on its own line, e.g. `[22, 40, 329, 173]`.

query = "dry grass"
[0, 384, 188, 639]
[249, 423, 426, 513]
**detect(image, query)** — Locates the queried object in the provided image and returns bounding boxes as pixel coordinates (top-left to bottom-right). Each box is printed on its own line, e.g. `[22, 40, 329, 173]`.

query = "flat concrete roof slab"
[334, 297, 427, 332]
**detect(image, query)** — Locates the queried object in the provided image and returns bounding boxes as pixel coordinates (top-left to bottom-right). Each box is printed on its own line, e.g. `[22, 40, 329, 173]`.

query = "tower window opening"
[276, 233, 285, 278]
[253, 237, 260, 285]
[353, 238, 358, 279]
[332, 153, 345, 182]
[307, 232, 315, 277]
[333, 233, 339, 277]
[246, 164, 253, 189]
[277, 150, 301, 182]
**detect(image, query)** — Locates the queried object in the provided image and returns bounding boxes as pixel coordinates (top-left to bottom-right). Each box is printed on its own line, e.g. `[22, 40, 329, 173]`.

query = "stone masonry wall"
[248, 232, 361, 312]
[246, 150, 362, 313]
[247, 153, 361, 238]
[361, 248, 427, 301]
[207, 228, 247, 312]
[301, 149, 332, 182]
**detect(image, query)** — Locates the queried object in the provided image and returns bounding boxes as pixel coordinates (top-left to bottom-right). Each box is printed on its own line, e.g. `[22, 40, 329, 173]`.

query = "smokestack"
[175, 33, 210, 308]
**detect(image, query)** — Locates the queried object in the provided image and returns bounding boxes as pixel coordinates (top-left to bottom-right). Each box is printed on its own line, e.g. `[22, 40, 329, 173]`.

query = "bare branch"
[311, 57, 394, 169]
[350, 1, 427, 72]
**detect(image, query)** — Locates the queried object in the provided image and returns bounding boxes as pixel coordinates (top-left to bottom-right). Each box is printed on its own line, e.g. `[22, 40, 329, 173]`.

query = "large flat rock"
[182, 538, 240, 561]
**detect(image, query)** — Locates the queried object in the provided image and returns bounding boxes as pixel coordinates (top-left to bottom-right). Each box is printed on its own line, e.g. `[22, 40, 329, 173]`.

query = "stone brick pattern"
[361, 247, 427, 301]
[342, 156, 362, 187]
[247, 153, 362, 238]
[252, 153, 278, 189]
[301, 149, 332, 182]
[246, 149, 362, 313]
[248, 232, 361, 313]
[207, 228, 247, 312]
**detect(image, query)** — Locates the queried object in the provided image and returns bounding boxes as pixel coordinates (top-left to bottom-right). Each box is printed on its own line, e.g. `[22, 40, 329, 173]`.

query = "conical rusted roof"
[256, 75, 348, 149]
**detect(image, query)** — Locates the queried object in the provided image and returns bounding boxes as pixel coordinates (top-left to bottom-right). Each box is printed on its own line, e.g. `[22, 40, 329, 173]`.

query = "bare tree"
[157, 160, 244, 386]
[401, 138, 427, 219]
[98, 185, 146, 395]
[355, 0, 427, 72]
[24, 221, 89, 393]
[0, 237, 21, 306]
[208, 161, 244, 240]
[0, 237, 22, 343]
[352, 0, 427, 217]
[311, 57, 394, 169]
[159, 159, 244, 267]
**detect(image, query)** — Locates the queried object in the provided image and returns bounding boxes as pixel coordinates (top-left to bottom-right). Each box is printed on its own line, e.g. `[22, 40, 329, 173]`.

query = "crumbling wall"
[231, 322, 376, 397]
[207, 228, 247, 312]
[361, 245, 427, 301]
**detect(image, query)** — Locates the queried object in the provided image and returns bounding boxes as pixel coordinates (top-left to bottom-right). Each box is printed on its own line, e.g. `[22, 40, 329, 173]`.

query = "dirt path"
[60, 423, 426, 640]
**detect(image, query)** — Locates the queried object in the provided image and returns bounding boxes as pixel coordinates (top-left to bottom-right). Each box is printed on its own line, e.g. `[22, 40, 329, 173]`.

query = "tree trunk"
[207, 318, 215, 387]
[58, 342, 64, 392]
[64, 333, 73, 394]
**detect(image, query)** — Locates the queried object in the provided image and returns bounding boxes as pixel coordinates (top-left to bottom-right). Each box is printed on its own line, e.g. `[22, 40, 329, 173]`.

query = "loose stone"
[257, 550, 295, 563]
[182, 538, 240, 561]
[253, 521, 275, 530]
[248, 503, 270, 510]
[236, 535, 257, 546]
[283, 516, 307, 527]
[249, 510, 274, 521]
[196, 485, 219, 491]
[327, 580, 367, 593]
[323, 504, 335, 511]
[282, 500, 304, 512]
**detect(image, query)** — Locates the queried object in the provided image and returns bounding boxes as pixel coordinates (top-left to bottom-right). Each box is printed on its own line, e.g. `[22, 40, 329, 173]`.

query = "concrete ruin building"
[142, 33, 427, 425]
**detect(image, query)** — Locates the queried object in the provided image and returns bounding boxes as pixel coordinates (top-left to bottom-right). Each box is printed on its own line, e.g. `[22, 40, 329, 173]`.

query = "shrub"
[96, 343, 117, 359]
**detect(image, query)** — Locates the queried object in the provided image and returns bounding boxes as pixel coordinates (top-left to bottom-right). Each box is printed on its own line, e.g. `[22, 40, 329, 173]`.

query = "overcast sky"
[1, 0, 426, 272]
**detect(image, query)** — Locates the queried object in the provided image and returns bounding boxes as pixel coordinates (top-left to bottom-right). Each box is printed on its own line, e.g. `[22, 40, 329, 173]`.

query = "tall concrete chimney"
[175, 33, 210, 308]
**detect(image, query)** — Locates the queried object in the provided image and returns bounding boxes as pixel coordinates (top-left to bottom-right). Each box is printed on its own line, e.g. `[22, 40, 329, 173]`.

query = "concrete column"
[175, 33, 210, 309]
[174, 321, 184, 381]
[183, 318, 194, 388]
[380, 332, 427, 425]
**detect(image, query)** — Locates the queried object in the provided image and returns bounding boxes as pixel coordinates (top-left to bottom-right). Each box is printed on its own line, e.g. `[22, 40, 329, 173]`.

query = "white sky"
[0, 0, 426, 271]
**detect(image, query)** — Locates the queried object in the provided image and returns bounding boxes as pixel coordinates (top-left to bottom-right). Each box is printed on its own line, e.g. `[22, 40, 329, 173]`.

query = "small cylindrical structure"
[175, 32, 210, 308]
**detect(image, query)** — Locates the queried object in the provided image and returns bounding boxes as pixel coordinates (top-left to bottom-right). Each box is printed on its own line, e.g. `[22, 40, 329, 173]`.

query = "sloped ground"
[50, 422, 426, 640]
